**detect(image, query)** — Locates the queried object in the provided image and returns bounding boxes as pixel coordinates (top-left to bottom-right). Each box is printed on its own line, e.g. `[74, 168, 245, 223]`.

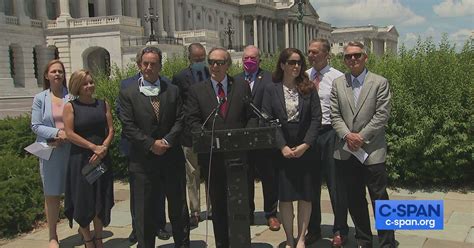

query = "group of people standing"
[31, 38, 395, 248]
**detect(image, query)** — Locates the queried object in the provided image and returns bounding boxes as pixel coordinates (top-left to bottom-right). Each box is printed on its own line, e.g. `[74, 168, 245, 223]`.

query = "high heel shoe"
[94, 236, 104, 248]
[78, 228, 95, 248]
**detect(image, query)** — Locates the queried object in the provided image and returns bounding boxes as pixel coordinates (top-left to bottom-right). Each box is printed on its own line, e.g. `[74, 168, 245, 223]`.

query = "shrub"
[0, 153, 43, 237]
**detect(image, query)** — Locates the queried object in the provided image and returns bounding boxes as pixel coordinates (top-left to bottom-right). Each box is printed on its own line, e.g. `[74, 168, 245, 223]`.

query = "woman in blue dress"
[31, 59, 71, 248]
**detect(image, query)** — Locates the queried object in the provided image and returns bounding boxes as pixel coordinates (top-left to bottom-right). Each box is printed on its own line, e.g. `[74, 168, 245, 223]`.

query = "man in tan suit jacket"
[330, 41, 395, 248]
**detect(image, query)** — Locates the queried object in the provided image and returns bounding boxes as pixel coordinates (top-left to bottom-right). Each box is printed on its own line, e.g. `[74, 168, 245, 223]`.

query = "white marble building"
[331, 25, 399, 57]
[0, 0, 331, 97]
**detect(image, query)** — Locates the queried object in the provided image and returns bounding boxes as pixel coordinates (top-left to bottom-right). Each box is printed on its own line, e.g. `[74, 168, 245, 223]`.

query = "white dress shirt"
[306, 65, 344, 125]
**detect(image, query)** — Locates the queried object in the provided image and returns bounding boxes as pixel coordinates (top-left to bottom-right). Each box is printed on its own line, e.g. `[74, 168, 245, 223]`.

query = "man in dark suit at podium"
[185, 47, 254, 247]
[234, 45, 280, 231]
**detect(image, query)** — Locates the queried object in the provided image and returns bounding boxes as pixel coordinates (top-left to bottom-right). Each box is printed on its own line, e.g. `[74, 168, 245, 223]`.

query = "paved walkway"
[1, 182, 473, 248]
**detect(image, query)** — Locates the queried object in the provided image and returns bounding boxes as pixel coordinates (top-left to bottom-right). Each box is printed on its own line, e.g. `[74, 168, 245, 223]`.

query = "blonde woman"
[63, 69, 114, 248]
[31, 59, 70, 248]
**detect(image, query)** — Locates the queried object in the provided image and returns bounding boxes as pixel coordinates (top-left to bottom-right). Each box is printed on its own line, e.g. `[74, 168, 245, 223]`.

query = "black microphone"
[200, 97, 226, 131]
[242, 95, 272, 121]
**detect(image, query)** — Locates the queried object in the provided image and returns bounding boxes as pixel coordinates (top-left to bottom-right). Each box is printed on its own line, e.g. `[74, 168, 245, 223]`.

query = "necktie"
[150, 96, 160, 120]
[312, 71, 320, 91]
[353, 78, 361, 107]
[197, 71, 203, 82]
[245, 74, 252, 84]
[217, 82, 228, 118]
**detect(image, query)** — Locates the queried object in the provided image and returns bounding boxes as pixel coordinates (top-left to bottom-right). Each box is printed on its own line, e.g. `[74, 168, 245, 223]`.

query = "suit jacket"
[172, 67, 210, 147]
[330, 71, 391, 165]
[117, 73, 140, 156]
[31, 88, 71, 165]
[261, 82, 322, 150]
[185, 75, 254, 163]
[119, 76, 185, 172]
[234, 68, 272, 110]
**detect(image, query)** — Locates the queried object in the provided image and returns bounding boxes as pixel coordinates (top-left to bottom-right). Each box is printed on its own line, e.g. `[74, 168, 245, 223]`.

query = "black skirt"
[277, 122, 315, 202]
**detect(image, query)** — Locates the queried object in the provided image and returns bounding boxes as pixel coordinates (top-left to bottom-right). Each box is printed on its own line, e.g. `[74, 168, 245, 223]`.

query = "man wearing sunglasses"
[234, 45, 281, 231]
[185, 47, 254, 248]
[304, 38, 347, 247]
[172, 43, 210, 228]
[330, 41, 395, 248]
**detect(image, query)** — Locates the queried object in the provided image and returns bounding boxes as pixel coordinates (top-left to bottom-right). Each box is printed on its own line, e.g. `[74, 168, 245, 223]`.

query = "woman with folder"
[31, 59, 71, 248]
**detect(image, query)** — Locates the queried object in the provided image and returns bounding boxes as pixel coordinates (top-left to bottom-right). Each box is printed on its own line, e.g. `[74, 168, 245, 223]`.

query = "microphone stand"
[204, 97, 224, 247]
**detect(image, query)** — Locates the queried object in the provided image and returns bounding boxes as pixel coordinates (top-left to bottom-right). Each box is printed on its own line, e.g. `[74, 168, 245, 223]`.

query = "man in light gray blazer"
[330, 41, 395, 248]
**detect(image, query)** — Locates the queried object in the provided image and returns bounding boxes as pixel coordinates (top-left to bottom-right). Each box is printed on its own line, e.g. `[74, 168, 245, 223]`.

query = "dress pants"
[132, 164, 190, 248]
[308, 128, 348, 235]
[248, 149, 278, 219]
[335, 156, 396, 248]
[183, 146, 201, 215]
[129, 171, 166, 234]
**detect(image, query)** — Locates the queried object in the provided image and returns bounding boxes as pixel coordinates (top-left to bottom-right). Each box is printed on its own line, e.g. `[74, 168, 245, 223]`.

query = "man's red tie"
[217, 82, 228, 118]
[313, 71, 320, 91]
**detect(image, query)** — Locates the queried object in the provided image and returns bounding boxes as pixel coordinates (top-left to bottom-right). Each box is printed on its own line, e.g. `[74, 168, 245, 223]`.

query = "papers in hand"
[24, 142, 54, 160]
[343, 142, 369, 164]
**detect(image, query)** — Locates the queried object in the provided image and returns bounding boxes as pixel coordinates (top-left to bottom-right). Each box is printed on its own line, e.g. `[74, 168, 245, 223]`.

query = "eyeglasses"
[344, 53, 363, 60]
[208, 59, 227, 66]
[286, 60, 302, 66]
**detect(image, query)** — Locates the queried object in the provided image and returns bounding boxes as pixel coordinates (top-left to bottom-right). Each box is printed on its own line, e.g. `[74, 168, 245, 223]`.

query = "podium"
[192, 126, 276, 248]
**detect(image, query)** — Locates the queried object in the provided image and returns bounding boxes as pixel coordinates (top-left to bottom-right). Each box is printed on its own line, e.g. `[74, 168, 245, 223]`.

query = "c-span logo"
[375, 200, 443, 230]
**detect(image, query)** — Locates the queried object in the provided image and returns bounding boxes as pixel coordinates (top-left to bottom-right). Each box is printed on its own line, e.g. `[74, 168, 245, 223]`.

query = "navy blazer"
[261, 82, 322, 150]
[117, 73, 140, 156]
[234, 68, 272, 110]
[172, 67, 210, 147]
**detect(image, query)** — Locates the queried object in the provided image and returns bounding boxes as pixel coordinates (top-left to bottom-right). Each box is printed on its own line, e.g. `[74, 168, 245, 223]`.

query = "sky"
[308, 0, 474, 50]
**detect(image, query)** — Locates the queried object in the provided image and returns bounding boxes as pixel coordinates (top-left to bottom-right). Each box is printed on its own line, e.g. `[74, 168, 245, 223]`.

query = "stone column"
[241, 17, 246, 46]
[35, 46, 56, 86]
[78, 0, 89, 18]
[175, 0, 182, 31]
[156, 0, 167, 36]
[285, 20, 289, 48]
[263, 18, 268, 53]
[268, 19, 274, 53]
[167, 0, 175, 35]
[293, 22, 298, 49]
[257, 16, 263, 49]
[112, 0, 123, 15]
[15, 0, 31, 25]
[273, 20, 278, 52]
[95, 0, 107, 17]
[34, 0, 48, 20]
[252, 16, 258, 46]
[129, 0, 138, 17]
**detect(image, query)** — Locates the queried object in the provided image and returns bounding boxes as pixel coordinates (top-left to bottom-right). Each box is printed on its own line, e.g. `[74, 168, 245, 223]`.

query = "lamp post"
[224, 19, 235, 50]
[144, 7, 159, 42]
[296, 0, 305, 51]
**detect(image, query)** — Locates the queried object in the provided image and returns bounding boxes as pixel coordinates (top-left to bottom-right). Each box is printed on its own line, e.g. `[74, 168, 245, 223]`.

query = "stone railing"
[175, 29, 219, 39]
[48, 15, 140, 29]
[122, 36, 184, 47]
[47, 20, 57, 28]
[5, 16, 19, 25]
[31, 19, 43, 28]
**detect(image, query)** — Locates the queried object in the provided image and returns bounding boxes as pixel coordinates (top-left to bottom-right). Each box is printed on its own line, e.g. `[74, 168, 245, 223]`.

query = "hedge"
[0, 38, 472, 237]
